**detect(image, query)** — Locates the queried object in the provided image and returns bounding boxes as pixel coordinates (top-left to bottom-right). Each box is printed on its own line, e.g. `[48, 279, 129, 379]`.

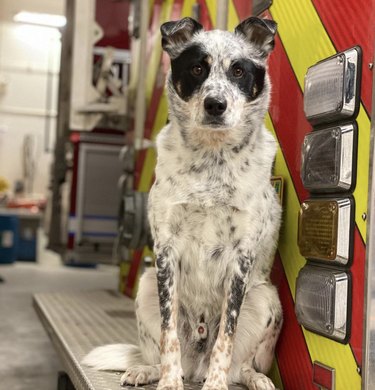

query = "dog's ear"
[161, 17, 203, 57]
[235, 17, 277, 57]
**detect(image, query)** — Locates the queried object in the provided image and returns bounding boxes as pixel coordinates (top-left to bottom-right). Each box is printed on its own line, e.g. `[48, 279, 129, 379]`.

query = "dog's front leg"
[203, 249, 254, 390]
[156, 247, 183, 390]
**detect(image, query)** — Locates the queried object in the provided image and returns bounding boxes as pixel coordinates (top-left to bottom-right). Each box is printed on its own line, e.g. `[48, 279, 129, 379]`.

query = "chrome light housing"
[304, 47, 361, 125]
[298, 197, 354, 266]
[295, 264, 351, 343]
[301, 123, 357, 193]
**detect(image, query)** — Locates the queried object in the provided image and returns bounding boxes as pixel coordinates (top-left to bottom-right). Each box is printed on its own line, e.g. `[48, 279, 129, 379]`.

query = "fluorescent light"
[13, 11, 66, 28]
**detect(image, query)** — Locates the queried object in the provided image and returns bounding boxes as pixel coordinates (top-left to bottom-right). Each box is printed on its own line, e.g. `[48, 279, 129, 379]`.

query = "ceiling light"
[13, 11, 66, 28]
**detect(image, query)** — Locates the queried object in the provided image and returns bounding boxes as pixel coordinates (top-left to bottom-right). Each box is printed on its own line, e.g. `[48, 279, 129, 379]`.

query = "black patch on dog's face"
[227, 58, 265, 100]
[171, 44, 210, 101]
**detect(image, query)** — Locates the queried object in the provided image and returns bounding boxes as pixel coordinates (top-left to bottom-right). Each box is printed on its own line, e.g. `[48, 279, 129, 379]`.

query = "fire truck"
[36, 1, 375, 389]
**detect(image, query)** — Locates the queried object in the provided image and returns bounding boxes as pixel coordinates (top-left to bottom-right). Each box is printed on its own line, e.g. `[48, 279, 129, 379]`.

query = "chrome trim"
[342, 48, 360, 116]
[304, 47, 360, 125]
[295, 265, 349, 342]
[313, 361, 336, 390]
[301, 123, 355, 192]
[363, 34, 375, 390]
[340, 124, 355, 189]
[298, 198, 353, 265]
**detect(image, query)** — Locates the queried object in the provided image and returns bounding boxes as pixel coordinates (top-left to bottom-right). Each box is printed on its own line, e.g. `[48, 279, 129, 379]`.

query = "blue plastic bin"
[17, 218, 38, 261]
[0, 215, 19, 264]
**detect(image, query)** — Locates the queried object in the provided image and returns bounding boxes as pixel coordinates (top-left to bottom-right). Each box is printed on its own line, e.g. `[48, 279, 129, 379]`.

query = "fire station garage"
[0, 0, 375, 390]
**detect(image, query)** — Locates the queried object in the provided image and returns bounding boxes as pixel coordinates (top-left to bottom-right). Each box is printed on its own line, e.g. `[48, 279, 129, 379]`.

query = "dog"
[83, 16, 282, 390]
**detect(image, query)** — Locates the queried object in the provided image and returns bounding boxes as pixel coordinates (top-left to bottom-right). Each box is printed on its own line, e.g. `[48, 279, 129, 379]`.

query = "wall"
[0, 0, 64, 195]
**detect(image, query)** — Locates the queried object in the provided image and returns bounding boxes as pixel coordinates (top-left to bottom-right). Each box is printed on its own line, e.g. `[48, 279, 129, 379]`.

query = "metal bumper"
[33, 290, 245, 390]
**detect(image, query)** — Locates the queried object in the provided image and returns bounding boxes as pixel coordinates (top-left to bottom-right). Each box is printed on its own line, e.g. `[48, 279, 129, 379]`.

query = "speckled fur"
[83, 17, 282, 390]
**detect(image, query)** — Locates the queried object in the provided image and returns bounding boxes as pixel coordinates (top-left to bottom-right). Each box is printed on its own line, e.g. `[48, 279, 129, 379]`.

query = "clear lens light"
[301, 123, 356, 192]
[305, 55, 344, 118]
[13, 11, 66, 28]
[295, 265, 350, 342]
[304, 47, 361, 125]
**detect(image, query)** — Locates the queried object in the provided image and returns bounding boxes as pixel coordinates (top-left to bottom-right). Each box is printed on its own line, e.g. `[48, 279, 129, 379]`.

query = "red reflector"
[313, 361, 335, 389]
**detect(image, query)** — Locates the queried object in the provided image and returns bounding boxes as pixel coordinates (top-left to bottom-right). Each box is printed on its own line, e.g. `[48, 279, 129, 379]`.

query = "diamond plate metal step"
[33, 290, 246, 390]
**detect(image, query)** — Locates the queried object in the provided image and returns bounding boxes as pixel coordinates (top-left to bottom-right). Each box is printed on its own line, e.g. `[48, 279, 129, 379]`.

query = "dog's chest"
[166, 203, 255, 305]
[155, 149, 259, 211]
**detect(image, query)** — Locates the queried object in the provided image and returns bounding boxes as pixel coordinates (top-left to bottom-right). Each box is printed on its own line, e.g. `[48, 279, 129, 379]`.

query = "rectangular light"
[295, 264, 350, 343]
[313, 361, 335, 390]
[301, 123, 357, 193]
[298, 198, 354, 265]
[13, 11, 66, 28]
[304, 47, 361, 125]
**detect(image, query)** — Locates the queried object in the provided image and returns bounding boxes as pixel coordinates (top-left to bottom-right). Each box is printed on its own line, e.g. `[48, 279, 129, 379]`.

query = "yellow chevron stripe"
[145, 1, 175, 104]
[268, 358, 284, 390]
[149, 0, 155, 13]
[227, 1, 238, 38]
[266, 113, 361, 390]
[227, 0, 239, 31]
[205, 0, 217, 27]
[270, 0, 369, 243]
[181, 0, 197, 17]
[138, 93, 168, 192]
[119, 262, 128, 293]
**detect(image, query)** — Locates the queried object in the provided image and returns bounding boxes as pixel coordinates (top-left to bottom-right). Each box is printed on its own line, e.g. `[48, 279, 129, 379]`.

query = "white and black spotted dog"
[84, 16, 282, 390]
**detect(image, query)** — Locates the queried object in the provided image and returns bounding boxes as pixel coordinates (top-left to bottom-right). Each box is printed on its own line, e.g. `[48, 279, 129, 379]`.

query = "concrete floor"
[0, 235, 119, 390]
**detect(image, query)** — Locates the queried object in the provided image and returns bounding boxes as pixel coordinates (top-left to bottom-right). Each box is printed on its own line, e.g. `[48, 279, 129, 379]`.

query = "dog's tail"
[82, 344, 144, 371]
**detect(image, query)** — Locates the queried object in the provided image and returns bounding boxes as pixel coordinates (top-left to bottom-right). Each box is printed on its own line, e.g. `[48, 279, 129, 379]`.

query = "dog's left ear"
[161, 17, 203, 58]
[235, 17, 277, 57]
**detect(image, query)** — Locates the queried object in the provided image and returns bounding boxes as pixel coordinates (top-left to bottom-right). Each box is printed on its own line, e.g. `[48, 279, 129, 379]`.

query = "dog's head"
[161, 17, 277, 148]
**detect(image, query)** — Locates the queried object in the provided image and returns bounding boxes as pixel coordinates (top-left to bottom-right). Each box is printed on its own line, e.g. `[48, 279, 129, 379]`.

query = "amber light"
[298, 198, 353, 266]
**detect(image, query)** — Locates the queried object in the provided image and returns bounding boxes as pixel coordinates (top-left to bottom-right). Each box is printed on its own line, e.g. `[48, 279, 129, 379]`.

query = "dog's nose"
[204, 97, 227, 116]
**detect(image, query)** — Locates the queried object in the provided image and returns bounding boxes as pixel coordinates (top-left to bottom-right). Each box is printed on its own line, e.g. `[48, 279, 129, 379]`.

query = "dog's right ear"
[235, 17, 277, 57]
[161, 17, 203, 58]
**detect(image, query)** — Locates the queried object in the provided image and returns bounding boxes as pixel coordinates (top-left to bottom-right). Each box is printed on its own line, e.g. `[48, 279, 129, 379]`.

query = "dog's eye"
[232, 66, 244, 78]
[191, 65, 203, 76]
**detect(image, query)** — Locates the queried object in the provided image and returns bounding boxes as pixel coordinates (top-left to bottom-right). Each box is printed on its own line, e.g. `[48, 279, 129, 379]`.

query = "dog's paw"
[156, 376, 184, 390]
[248, 373, 275, 390]
[120, 365, 159, 387]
